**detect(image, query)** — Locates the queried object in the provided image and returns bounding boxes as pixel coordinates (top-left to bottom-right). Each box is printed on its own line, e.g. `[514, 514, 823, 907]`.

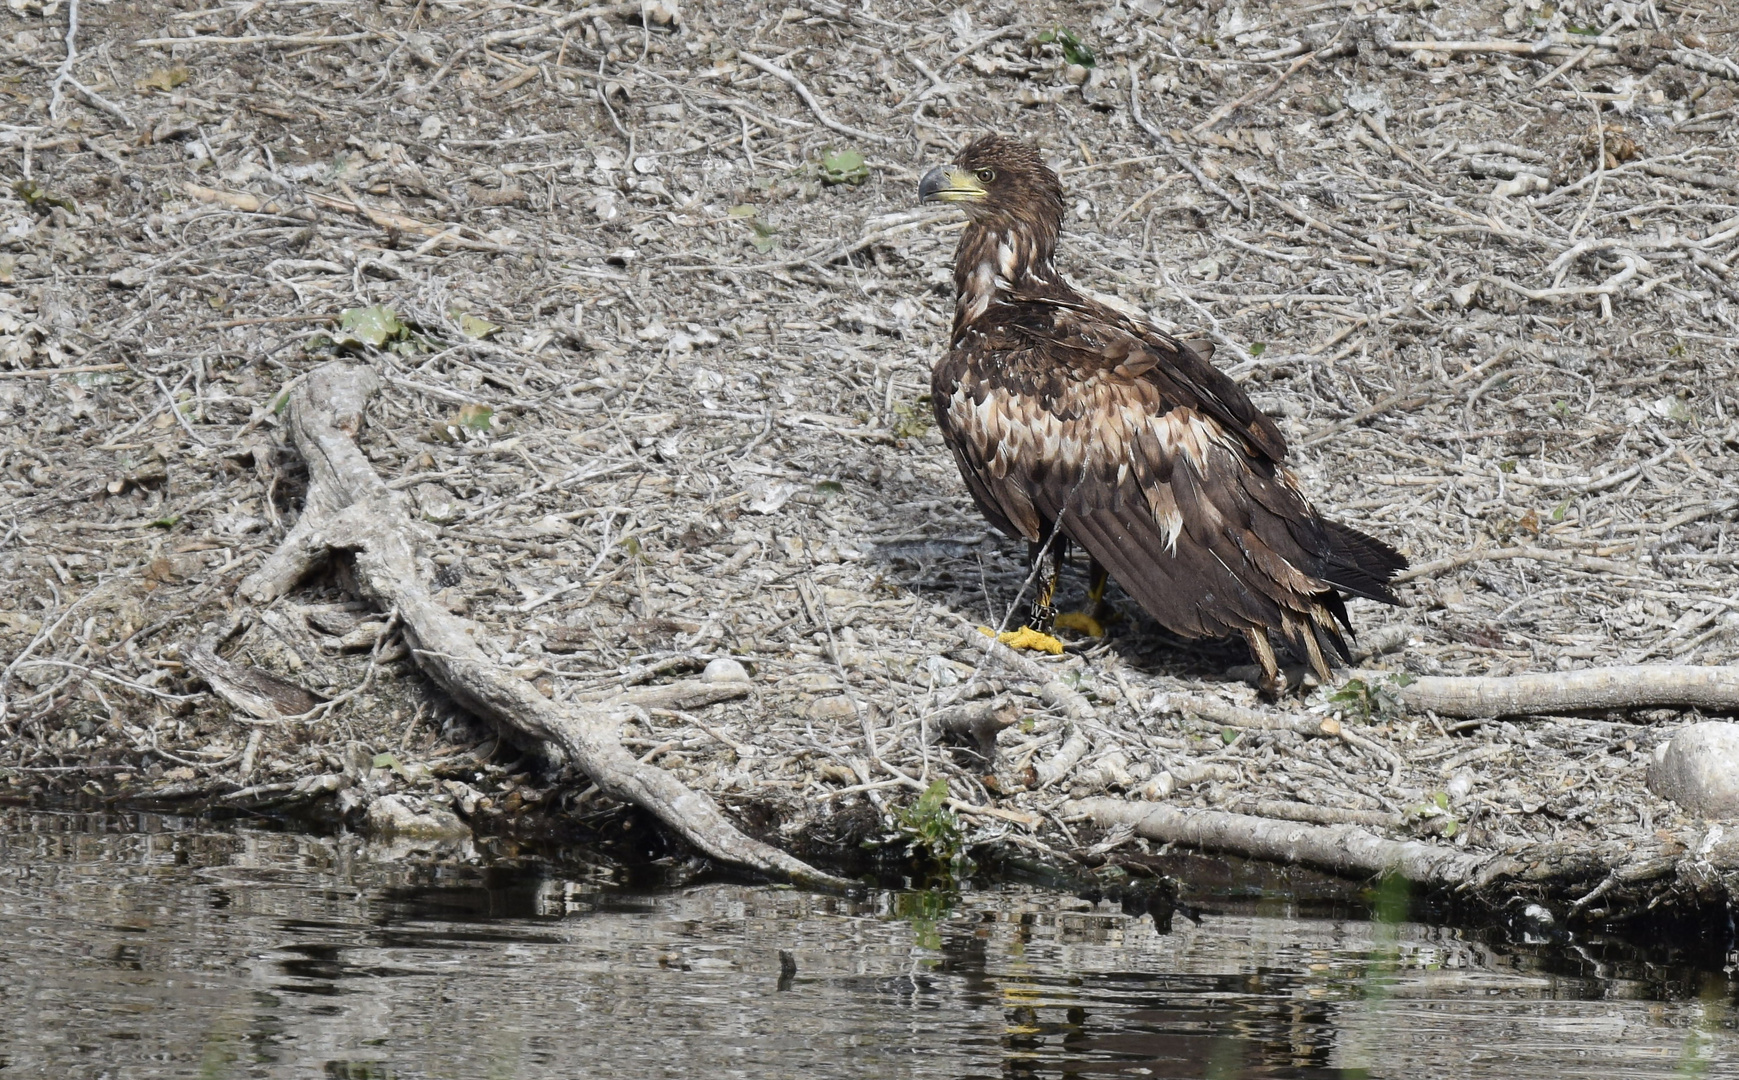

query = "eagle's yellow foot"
[1053, 611, 1105, 638]
[978, 625, 1065, 654]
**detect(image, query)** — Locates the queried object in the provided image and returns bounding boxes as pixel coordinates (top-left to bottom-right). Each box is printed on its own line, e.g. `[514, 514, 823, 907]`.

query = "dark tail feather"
[1311, 519, 1407, 605]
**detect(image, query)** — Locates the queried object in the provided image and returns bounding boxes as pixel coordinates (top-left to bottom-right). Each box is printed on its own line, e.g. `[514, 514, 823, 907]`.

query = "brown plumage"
[918, 134, 1405, 692]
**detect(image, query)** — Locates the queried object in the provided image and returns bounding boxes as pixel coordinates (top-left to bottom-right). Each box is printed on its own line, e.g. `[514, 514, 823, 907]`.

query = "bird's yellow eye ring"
[975, 168, 995, 183]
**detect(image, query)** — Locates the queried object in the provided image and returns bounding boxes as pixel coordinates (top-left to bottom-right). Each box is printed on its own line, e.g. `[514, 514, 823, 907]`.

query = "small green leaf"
[1329, 678, 1374, 720]
[749, 218, 778, 253]
[13, 179, 76, 213]
[1055, 27, 1095, 68]
[1551, 500, 1570, 523]
[372, 752, 401, 771]
[727, 203, 758, 218]
[1221, 726, 1238, 745]
[815, 480, 844, 495]
[915, 778, 948, 816]
[459, 313, 500, 340]
[819, 148, 870, 185]
[1499, 459, 1517, 473]
[456, 403, 494, 431]
[1248, 342, 1267, 357]
[149, 515, 180, 530]
[339, 304, 407, 347]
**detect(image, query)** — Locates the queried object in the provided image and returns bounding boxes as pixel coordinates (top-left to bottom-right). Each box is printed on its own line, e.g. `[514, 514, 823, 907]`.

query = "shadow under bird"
[918, 134, 1406, 695]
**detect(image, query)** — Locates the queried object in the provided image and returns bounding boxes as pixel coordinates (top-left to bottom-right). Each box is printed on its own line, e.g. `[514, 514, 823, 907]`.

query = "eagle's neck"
[952, 216, 1060, 340]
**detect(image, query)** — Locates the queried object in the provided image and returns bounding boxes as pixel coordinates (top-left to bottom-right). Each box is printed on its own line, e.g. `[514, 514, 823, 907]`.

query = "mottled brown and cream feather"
[924, 134, 1405, 681]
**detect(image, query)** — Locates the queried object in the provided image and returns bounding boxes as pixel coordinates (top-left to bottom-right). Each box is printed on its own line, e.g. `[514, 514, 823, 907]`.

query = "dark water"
[0, 809, 1733, 1079]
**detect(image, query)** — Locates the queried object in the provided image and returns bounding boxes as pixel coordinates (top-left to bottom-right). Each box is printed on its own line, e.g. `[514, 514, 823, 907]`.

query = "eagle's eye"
[975, 168, 995, 183]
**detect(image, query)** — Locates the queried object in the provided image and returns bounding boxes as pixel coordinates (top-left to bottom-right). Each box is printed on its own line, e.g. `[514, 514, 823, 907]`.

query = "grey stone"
[1647, 722, 1739, 818]
[364, 794, 472, 840]
[703, 657, 751, 684]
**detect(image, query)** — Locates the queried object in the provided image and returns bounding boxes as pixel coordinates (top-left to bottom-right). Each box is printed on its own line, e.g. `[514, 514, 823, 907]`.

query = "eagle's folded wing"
[1004, 294, 1289, 464]
[936, 357, 1399, 649]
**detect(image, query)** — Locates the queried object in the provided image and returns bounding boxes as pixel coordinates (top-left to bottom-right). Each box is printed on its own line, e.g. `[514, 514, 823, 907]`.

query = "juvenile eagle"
[919, 135, 1404, 693]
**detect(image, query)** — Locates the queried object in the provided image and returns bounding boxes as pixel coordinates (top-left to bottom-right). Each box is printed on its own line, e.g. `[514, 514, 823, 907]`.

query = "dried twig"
[1157, 693, 1341, 737]
[738, 52, 893, 145]
[1128, 58, 1249, 216]
[48, 0, 133, 128]
[1192, 47, 1325, 134]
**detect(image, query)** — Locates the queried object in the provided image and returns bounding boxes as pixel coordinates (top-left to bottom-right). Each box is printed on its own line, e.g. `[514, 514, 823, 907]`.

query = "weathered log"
[240, 361, 849, 888]
[1386, 665, 1739, 718]
[1070, 797, 1506, 888]
[1071, 797, 1703, 908]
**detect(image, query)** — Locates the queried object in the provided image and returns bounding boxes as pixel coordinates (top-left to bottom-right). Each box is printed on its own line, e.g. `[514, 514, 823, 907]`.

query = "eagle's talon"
[978, 625, 1066, 655]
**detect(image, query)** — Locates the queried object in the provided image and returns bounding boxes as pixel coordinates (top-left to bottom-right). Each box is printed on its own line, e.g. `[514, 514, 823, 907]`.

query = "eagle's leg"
[1243, 628, 1286, 699]
[1054, 557, 1112, 639]
[1087, 560, 1109, 605]
[984, 536, 1068, 654]
[1028, 537, 1062, 632]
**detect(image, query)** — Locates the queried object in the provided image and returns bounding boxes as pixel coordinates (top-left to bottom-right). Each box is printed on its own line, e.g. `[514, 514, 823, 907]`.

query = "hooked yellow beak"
[918, 165, 985, 204]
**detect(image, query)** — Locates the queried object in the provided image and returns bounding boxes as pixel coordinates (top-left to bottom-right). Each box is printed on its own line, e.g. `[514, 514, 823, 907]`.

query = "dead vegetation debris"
[2, 0, 1739, 916]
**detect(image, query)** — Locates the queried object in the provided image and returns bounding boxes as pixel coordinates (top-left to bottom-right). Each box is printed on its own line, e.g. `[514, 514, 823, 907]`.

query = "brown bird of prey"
[918, 134, 1404, 694]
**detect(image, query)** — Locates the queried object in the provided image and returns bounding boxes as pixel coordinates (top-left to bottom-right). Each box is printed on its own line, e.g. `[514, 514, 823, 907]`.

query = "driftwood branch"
[1071, 798, 1696, 903]
[1382, 666, 1739, 718]
[1070, 797, 1508, 887]
[239, 361, 849, 888]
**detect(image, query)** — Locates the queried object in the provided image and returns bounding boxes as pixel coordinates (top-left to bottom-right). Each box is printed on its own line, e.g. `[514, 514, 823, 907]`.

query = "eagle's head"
[918, 135, 1064, 228]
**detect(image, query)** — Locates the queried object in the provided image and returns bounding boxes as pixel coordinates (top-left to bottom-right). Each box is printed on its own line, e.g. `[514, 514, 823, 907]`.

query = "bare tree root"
[1380, 666, 1739, 718]
[239, 361, 851, 889]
